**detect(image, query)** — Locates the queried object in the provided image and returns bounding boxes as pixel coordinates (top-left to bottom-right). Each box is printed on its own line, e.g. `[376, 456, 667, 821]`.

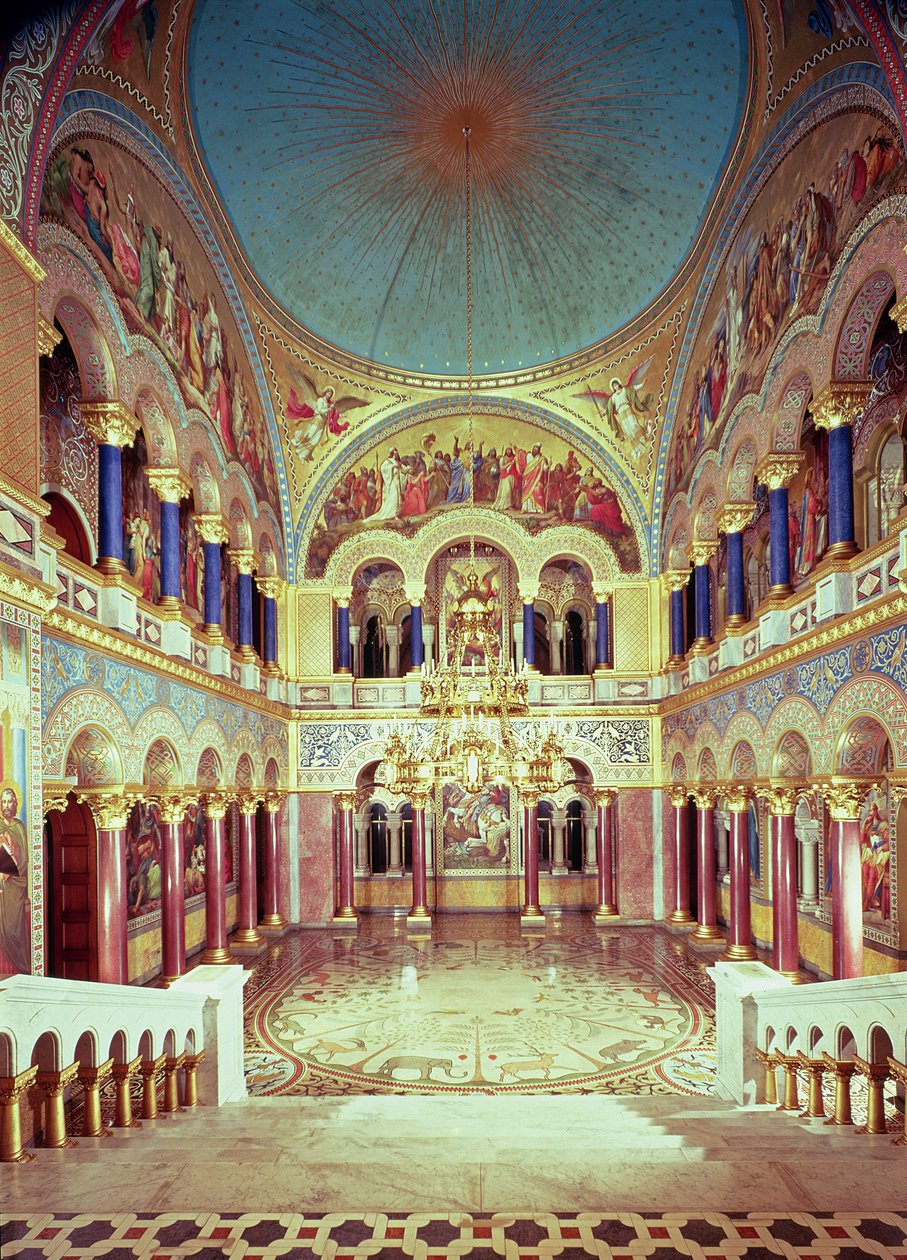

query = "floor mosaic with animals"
[241, 917, 719, 1097]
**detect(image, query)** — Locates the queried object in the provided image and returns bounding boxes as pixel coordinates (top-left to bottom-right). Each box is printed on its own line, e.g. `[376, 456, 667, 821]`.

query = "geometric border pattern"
[3, 1213, 906, 1258]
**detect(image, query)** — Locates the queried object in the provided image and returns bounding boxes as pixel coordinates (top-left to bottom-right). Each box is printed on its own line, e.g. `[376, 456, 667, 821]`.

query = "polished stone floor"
[243, 916, 719, 1097]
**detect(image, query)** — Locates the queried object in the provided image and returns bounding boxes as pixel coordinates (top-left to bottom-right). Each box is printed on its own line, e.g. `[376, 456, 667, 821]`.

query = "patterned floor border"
[2, 1212, 907, 1259]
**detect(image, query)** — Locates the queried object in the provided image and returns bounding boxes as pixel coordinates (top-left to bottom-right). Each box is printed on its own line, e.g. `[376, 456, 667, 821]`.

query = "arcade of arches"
[5, 0, 907, 1226]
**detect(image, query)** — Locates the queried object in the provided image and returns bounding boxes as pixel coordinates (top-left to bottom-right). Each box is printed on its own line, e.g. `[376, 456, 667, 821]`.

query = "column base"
[386, 866, 405, 878]
[157, 595, 181, 612]
[721, 942, 758, 961]
[665, 655, 686, 670]
[522, 663, 540, 674]
[690, 637, 714, 656]
[259, 913, 288, 934]
[236, 645, 257, 664]
[407, 664, 425, 676]
[520, 907, 545, 930]
[780, 969, 808, 984]
[767, 582, 794, 599]
[96, 556, 128, 577]
[592, 662, 612, 674]
[691, 923, 725, 944]
[156, 973, 183, 988]
[231, 929, 265, 953]
[332, 908, 359, 929]
[335, 666, 352, 675]
[724, 614, 747, 629]
[667, 910, 695, 926]
[406, 909, 432, 933]
[593, 906, 619, 925]
[203, 624, 225, 644]
[199, 946, 234, 964]
[550, 863, 569, 875]
[824, 540, 859, 560]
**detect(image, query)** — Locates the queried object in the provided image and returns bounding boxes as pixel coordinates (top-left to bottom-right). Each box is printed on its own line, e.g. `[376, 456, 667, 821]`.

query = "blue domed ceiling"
[188, 0, 749, 376]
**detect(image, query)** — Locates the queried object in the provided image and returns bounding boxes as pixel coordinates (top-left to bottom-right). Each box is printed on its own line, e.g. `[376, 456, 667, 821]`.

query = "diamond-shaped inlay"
[73, 585, 97, 614]
[145, 623, 161, 645]
[743, 636, 756, 657]
[617, 680, 647, 697]
[0, 508, 31, 548]
[790, 608, 808, 634]
[887, 553, 900, 586]
[856, 568, 882, 602]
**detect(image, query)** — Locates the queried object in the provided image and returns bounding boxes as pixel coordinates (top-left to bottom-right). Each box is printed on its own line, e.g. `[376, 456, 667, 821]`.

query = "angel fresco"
[574, 359, 654, 462]
[285, 372, 369, 464]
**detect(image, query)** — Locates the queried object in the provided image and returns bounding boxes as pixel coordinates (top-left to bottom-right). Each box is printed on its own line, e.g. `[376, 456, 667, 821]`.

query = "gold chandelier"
[381, 125, 567, 802]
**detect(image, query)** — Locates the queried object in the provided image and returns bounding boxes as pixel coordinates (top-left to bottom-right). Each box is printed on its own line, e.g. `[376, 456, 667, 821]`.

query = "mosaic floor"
[242, 917, 719, 1097]
[4, 1212, 907, 1260]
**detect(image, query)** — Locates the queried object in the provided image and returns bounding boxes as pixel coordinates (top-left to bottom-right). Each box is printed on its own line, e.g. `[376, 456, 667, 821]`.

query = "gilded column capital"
[723, 784, 750, 813]
[404, 584, 426, 606]
[237, 791, 262, 816]
[668, 785, 689, 809]
[36, 1063, 80, 1096]
[146, 467, 192, 504]
[409, 789, 433, 811]
[42, 781, 72, 815]
[334, 791, 357, 812]
[257, 576, 285, 600]
[193, 513, 229, 546]
[78, 400, 140, 448]
[810, 381, 873, 430]
[691, 787, 717, 810]
[520, 787, 541, 808]
[227, 547, 256, 575]
[77, 1057, 114, 1088]
[78, 787, 141, 831]
[591, 581, 613, 603]
[766, 782, 799, 816]
[819, 777, 874, 820]
[263, 790, 283, 814]
[661, 568, 690, 594]
[689, 539, 718, 567]
[718, 501, 755, 534]
[158, 793, 189, 827]
[0, 1064, 38, 1105]
[203, 792, 228, 821]
[594, 787, 615, 808]
[334, 592, 351, 609]
[754, 452, 804, 491]
[37, 314, 62, 357]
[892, 292, 907, 335]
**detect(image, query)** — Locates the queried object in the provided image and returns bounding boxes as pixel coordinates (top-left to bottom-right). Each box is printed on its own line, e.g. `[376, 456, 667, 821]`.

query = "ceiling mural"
[186, 0, 749, 376]
[302, 411, 641, 579]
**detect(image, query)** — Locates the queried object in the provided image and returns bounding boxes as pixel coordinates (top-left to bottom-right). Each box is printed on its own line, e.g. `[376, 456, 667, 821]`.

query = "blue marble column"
[812, 383, 870, 561]
[410, 602, 424, 670]
[755, 453, 802, 600]
[718, 501, 754, 630]
[229, 548, 255, 660]
[194, 514, 228, 640]
[689, 544, 715, 652]
[669, 588, 686, 660]
[522, 601, 536, 669]
[147, 469, 191, 610]
[336, 599, 351, 673]
[594, 599, 611, 670]
[260, 582, 279, 671]
[80, 402, 138, 576]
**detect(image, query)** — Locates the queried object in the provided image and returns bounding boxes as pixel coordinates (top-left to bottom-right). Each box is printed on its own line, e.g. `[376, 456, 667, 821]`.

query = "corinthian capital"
[810, 382, 873, 431]
[661, 568, 690, 593]
[78, 787, 142, 831]
[227, 547, 256, 575]
[718, 502, 755, 534]
[689, 539, 718, 567]
[37, 315, 62, 358]
[819, 777, 875, 820]
[78, 400, 140, 448]
[766, 781, 798, 816]
[193, 513, 229, 546]
[257, 576, 285, 600]
[755, 451, 804, 491]
[146, 467, 192, 504]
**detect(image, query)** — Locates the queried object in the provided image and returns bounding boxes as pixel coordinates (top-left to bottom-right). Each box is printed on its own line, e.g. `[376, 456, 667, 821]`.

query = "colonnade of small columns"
[334, 581, 615, 677]
[0, 1042, 205, 1162]
[667, 776, 876, 980]
[44, 784, 288, 986]
[663, 381, 869, 662]
[331, 786, 620, 930]
[74, 400, 282, 672]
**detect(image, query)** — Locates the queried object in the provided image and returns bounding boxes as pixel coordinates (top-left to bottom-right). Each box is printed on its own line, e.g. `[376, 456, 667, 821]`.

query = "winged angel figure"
[574, 358, 654, 463]
[285, 371, 369, 464]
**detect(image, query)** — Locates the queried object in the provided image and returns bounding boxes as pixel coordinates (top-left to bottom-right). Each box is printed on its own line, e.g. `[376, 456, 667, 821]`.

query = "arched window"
[369, 803, 388, 874]
[564, 609, 585, 674]
[362, 613, 386, 678]
[43, 491, 92, 565]
[566, 800, 584, 871]
[865, 430, 905, 547]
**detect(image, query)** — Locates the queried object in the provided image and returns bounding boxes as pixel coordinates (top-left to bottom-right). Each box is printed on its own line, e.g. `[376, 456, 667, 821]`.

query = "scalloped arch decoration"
[264, 757, 280, 787]
[671, 752, 688, 781]
[134, 389, 178, 466]
[235, 752, 255, 788]
[63, 725, 122, 787]
[773, 729, 811, 779]
[52, 294, 118, 403]
[825, 676, 907, 770]
[143, 738, 181, 788]
[698, 747, 718, 782]
[834, 269, 896, 381]
[190, 453, 220, 513]
[196, 747, 223, 787]
[836, 715, 894, 776]
[730, 738, 757, 781]
[45, 691, 133, 780]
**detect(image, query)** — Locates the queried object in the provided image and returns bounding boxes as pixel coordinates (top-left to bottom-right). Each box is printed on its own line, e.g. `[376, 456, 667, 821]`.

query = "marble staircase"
[2, 1092, 904, 1215]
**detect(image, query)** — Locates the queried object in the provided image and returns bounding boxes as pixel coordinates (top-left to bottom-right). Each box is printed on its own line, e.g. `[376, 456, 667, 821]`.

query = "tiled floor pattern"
[242, 919, 720, 1097]
[3, 1212, 907, 1259]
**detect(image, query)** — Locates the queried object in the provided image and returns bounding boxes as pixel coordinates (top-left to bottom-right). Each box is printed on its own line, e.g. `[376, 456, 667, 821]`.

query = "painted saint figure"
[0, 783, 30, 974]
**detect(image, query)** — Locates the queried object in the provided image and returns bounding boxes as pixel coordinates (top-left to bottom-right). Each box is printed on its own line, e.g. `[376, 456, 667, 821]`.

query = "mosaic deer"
[498, 1048, 558, 1082]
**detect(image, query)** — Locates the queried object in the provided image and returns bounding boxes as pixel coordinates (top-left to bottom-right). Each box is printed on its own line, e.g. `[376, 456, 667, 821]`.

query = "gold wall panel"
[613, 583, 651, 672]
[296, 590, 335, 678]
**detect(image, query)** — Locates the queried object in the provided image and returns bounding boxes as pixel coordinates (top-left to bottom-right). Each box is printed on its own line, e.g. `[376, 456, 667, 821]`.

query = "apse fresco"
[668, 111, 904, 496]
[764, 0, 861, 111]
[0, 619, 31, 974]
[305, 416, 641, 578]
[41, 133, 279, 512]
[441, 782, 512, 872]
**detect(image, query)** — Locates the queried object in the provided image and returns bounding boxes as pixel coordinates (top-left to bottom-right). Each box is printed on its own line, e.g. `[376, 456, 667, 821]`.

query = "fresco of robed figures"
[126, 799, 162, 919]
[860, 786, 891, 926]
[122, 428, 161, 603]
[42, 134, 279, 512]
[0, 621, 32, 974]
[442, 782, 511, 871]
[667, 110, 904, 497]
[443, 559, 504, 666]
[305, 415, 640, 578]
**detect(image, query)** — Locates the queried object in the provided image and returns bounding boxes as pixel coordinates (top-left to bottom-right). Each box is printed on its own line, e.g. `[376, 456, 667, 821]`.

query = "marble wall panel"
[615, 789, 654, 920]
[297, 792, 334, 924]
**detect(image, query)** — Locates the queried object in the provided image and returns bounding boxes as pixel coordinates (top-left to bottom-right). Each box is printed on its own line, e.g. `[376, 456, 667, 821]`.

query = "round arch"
[63, 725, 122, 786]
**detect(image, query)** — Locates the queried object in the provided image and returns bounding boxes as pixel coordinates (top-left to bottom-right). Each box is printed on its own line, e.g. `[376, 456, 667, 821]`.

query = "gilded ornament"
[263, 790, 283, 814]
[334, 791, 357, 811]
[723, 783, 750, 812]
[818, 777, 875, 820]
[78, 787, 141, 831]
[0, 470, 50, 518]
[78, 400, 140, 448]
[891, 293, 907, 336]
[257, 576, 285, 601]
[193, 513, 229, 546]
[810, 381, 873, 430]
[227, 547, 256, 576]
[203, 791, 228, 820]
[754, 452, 803, 491]
[0, 218, 45, 282]
[37, 314, 62, 357]
[591, 581, 613, 603]
[594, 787, 615, 808]
[146, 467, 192, 504]
[765, 782, 798, 816]
[718, 502, 755, 534]
[691, 787, 717, 810]
[42, 781, 72, 814]
[660, 568, 690, 594]
[0, 562, 57, 617]
[689, 539, 717, 567]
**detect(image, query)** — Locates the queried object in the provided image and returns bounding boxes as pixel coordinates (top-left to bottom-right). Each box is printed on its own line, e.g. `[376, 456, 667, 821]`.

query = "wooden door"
[45, 796, 98, 980]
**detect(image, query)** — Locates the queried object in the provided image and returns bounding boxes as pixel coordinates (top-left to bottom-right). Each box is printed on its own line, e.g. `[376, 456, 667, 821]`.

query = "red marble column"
[159, 798, 186, 984]
[91, 794, 130, 985]
[825, 782, 864, 980]
[260, 795, 287, 930]
[723, 792, 757, 960]
[593, 789, 617, 920]
[521, 791, 543, 920]
[770, 789, 800, 979]
[233, 796, 264, 947]
[692, 789, 723, 943]
[408, 793, 431, 925]
[200, 796, 232, 963]
[668, 788, 693, 925]
[333, 792, 357, 924]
